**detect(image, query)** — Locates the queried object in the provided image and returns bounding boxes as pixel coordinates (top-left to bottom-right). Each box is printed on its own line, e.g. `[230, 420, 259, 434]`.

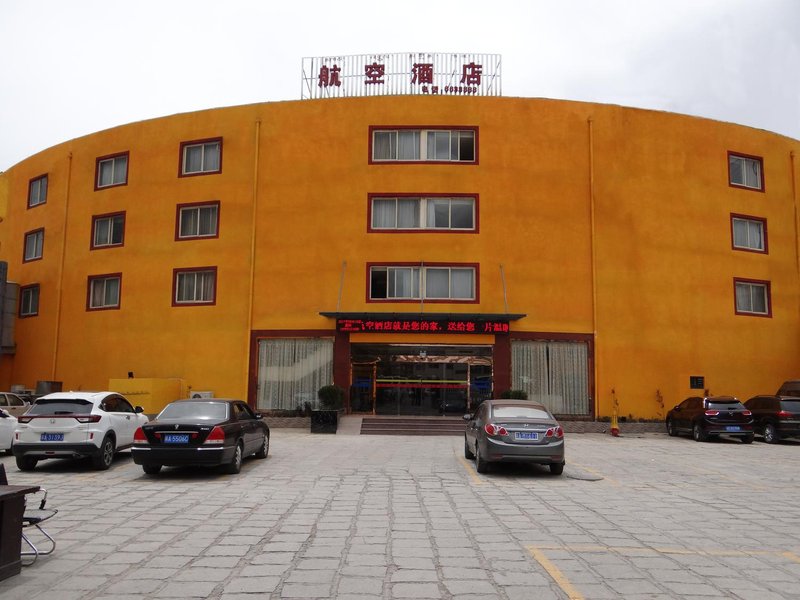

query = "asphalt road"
[0, 429, 798, 599]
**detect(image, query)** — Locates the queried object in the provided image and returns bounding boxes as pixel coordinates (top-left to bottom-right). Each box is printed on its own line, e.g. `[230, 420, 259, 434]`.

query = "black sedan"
[131, 399, 269, 475]
[744, 395, 800, 443]
[666, 395, 753, 443]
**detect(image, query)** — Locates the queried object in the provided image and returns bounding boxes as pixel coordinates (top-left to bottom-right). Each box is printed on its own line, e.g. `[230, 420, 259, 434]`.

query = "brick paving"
[1, 428, 798, 599]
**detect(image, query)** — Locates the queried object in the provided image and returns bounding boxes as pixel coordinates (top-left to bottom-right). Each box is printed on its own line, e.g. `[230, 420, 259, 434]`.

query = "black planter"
[311, 409, 338, 434]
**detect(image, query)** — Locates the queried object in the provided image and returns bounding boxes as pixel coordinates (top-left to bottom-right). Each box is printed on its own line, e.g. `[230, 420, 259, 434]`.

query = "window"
[19, 284, 39, 317]
[369, 196, 476, 232]
[87, 274, 121, 310]
[28, 174, 48, 208]
[734, 278, 770, 317]
[174, 267, 217, 305]
[176, 201, 220, 239]
[728, 152, 763, 191]
[180, 138, 222, 176]
[91, 212, 125, 249]
[23, 229, 44, 262]
[369, 264, 477, 301]
[371, 128, 476, 163]
[95, 152, 129, 189]
[731, 214, 767, 253]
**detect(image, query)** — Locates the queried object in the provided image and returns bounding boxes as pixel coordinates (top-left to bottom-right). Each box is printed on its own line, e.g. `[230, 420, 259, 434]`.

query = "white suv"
[13, 391, 148, 471]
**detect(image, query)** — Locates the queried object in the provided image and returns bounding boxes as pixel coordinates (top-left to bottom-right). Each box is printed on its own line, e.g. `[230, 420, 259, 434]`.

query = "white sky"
[1, 0, 798, 171]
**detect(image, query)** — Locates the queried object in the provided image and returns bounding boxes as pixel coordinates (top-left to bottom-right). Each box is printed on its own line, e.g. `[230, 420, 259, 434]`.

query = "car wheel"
[550, 462, 564, 475]
[666, 419, 678, 437]
[142, 464, 162, 475]
[16, 455, 37, 471]
[225, 442, 243, 474]
[475, 445, 489, 474]
[92, 436, 115, 470]
[692, 422, 707, 442]
[764, 423, 778, 444]
[742, 434, 754, 444]
[464, 437, 475, 459]
[254, 434, 269, 459]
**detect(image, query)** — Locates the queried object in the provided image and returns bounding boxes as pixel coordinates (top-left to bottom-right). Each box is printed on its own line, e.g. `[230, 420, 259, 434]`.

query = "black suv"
[744, 396, 800, 443]
[666, 396, 754, 443]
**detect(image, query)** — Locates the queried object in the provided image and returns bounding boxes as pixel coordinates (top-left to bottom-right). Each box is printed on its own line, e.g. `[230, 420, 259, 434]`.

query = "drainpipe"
[51, 152, 73, 379]
[588, 117, 599, 419]
[245, 120, 261, 403]
[791, 151, 798, 279]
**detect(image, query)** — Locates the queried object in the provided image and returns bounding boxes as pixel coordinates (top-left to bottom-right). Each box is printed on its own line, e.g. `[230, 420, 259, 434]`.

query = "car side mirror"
[134, 406, 144, 413]
[0, 410, 8, 418]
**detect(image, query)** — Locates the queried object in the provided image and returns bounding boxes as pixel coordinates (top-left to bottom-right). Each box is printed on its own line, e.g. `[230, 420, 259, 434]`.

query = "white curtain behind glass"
[372, 198, 396, 228]
[257, 339, 334, 410]
[512, 340, 589, 415]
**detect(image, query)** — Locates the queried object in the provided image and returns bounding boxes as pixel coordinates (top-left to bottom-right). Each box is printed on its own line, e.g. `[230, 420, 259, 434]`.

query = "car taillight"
[741, 410, 752, 417]
[17, 416, 32, 424]
[545, 426, 564, 438]
[133, 427, 148, 445]
[203, 426, 225, 444]
[75, 415, 102, 423]
[704, 410, 720, 416]
[484, 423, 508, 436]
[777, 410, 792, 419]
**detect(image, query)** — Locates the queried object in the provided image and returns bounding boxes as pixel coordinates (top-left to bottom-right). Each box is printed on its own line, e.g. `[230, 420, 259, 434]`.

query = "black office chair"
[0, 463, 57, 564]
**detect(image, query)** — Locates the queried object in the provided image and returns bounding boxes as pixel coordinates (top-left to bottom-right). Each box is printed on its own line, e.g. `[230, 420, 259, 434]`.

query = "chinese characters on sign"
[336, 318, 511, 334]
[302, 53, 501, 99]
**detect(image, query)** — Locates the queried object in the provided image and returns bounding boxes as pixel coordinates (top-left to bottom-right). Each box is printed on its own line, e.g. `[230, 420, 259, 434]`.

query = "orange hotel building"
[0, 92, 799, 420]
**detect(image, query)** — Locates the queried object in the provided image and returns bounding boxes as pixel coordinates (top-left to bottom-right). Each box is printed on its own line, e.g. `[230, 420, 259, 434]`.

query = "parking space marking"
[528, 544, 799, 599]
[528, 546, 585, 600]
[531, 543, 794, 558]
[456, 453, 484, 485]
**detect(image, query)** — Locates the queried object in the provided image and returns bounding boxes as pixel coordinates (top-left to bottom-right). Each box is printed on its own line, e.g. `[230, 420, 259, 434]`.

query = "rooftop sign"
[301, 53, 501, 100]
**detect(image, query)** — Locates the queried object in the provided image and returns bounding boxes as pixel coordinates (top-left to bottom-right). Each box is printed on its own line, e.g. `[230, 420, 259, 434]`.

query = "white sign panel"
[301, 53, 501, 99]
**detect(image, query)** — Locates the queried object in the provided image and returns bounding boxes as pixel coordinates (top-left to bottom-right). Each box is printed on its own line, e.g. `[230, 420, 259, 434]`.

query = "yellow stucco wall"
[0, 97, 797, 418]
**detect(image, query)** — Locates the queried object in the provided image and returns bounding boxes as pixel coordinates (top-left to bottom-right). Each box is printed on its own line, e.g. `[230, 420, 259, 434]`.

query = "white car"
[13, 391, 148, 471]
[0, 392, 32, 417]
[0, 409, 17, 453]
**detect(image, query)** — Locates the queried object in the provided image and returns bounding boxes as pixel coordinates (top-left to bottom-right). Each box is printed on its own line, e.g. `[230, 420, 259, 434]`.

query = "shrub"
[499, 389, 529, 400]
[318, 385, 345, 410]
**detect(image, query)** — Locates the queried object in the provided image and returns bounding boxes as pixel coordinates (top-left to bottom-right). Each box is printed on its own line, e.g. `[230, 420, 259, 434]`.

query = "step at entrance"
[360, 416, 466, 436]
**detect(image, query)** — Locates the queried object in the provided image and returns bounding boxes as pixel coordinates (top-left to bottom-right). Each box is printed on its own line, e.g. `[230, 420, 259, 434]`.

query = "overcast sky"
[1, 0, 798, 171]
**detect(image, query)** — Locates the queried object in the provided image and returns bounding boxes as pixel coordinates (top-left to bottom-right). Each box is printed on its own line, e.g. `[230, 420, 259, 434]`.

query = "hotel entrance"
[350, 344, 493, 416]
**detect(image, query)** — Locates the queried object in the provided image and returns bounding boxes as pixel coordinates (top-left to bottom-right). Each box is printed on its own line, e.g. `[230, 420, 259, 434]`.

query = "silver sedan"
[464, 400, 565, 474]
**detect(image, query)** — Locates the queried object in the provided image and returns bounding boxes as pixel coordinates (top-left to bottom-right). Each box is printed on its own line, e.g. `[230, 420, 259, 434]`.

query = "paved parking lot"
[1, 428, 799, 599]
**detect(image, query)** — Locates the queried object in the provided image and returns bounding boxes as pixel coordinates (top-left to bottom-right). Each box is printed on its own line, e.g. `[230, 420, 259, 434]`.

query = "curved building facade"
[0, 96, 798, 419]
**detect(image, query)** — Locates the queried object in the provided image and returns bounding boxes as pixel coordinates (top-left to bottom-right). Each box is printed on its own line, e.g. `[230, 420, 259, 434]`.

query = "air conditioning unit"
[191, 391, 214, 399]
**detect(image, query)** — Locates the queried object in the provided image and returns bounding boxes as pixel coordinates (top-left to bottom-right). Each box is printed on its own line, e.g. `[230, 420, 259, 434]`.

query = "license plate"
[514, 431, 539, 440]
[40, 433, 64, 442]
[725, 426, 741, 432]
[163, 433, 190, 444]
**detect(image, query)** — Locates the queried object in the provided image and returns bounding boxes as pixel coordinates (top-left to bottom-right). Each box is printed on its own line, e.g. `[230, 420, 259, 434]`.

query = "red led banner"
[336, 318, 510, 334]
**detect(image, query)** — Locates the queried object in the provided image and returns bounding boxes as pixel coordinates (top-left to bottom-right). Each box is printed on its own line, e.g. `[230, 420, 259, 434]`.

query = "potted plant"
[311, 385, 345, 433]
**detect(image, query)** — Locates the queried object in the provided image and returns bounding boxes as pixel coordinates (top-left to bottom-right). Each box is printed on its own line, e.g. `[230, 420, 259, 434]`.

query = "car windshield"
[158, 401, 228, 420]
[780, 400, 800, 412]
[492, 406, 551, 419]
[708, 401, 744, 410]
[27, 399, 93, 415]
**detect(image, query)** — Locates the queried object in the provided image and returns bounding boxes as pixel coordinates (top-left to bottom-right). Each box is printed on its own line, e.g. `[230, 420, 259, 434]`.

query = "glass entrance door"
[350, 344, 493, 416]
[351, 363, 376, 413]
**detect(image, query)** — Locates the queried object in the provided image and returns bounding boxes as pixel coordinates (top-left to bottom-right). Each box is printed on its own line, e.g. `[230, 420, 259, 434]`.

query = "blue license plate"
[726, 426, 741, 432]
[514, 431, 539, 440]
[40, 433, 64, 442]
[163, 433, 190, 444]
